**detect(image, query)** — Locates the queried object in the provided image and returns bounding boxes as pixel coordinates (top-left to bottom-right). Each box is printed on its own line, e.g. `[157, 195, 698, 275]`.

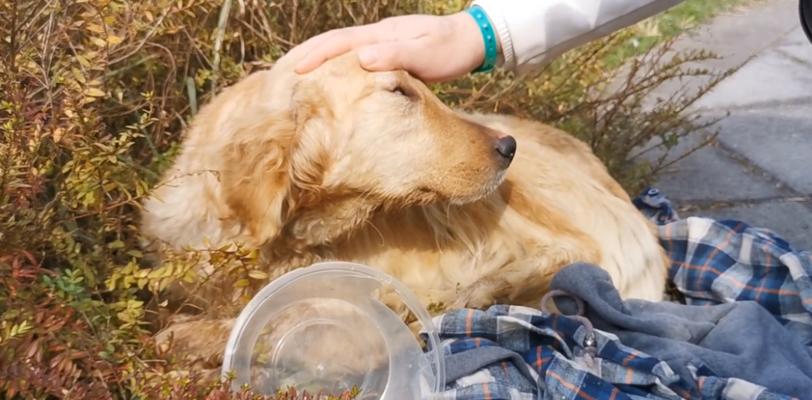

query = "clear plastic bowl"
[221, 261, 445, 399]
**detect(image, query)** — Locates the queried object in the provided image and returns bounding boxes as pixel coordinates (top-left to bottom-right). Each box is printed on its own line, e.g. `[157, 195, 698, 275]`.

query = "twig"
[109, 5, 171, 65]
[210, 0, 233, 93]
[186, 77, 198, 116]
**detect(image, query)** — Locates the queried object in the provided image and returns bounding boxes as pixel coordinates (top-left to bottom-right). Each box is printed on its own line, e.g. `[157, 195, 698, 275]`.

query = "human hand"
[290, 12, 486, 83]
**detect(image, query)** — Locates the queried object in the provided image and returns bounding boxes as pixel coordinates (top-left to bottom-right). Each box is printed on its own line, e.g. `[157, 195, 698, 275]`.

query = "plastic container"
[221, 261, 445, 399]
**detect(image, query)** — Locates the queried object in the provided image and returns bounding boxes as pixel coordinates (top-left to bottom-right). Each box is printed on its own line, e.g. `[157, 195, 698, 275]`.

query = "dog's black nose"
[494, 135, 517, 162]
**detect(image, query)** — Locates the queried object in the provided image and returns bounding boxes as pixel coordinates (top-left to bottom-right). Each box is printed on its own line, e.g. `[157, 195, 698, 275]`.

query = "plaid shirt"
[432, 189, 811, 400]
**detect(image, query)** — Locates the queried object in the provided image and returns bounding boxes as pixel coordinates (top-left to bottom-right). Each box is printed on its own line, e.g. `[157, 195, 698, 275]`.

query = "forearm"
[473, 0, 684, 74]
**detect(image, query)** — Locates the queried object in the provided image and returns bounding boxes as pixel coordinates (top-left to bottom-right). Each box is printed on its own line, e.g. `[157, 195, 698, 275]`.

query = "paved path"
[652, 0, 812, 249]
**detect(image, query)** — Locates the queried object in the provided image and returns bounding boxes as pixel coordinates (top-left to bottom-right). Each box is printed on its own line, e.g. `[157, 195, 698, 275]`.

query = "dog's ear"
[282, 80, 379, 248]
[218, 77, 332, 248]
[285, 194, 377, 249]
[219, 75, 379, 250]
[219, 114, 297, 247]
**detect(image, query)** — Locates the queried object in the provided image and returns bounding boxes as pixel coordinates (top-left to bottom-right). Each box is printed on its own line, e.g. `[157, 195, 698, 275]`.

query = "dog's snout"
[494, 135, 517, 163]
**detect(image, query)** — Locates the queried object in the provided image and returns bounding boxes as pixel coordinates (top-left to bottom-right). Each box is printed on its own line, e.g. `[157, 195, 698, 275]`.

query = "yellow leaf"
[53, 128, 64, 143]
[90, 37, 107, 47]
[84, 87, 106, 98]
[116, 311, 131, 322]
[248, 270, 268, 280]
[183, 272, 197, 283]
[86, 24, 104, 33]
[107, 35, 123, 45]
[234, 279, 250, 288]
[75, 55, 90, 68]
[70, 68, 86, 84]
[105, 277, 117, 291]
[126, 250, 143, 258]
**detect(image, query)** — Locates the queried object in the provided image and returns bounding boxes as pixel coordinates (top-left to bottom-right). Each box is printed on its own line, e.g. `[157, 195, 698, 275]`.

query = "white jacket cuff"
[471, 0, 517, 70]
[472, 0, 683, 74]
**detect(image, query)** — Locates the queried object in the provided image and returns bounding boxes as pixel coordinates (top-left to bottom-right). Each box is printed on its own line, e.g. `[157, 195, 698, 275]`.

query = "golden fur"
[142, 52, 668, 365]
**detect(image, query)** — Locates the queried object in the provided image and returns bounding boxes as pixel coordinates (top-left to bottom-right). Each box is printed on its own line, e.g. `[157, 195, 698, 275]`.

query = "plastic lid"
[222, 261, 445, 399]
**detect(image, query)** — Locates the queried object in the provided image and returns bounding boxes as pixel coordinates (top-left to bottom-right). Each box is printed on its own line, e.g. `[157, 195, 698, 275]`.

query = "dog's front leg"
[450, 249, 600, 310]
[155, 314, 236, 375]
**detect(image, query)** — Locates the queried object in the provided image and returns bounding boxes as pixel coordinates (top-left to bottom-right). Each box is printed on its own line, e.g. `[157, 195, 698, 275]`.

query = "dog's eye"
[390, 85, 413, 98]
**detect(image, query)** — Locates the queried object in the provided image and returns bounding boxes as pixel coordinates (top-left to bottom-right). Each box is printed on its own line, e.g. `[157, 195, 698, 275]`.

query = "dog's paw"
[450, 282, 498, 310]
[155, 315, 235, 368]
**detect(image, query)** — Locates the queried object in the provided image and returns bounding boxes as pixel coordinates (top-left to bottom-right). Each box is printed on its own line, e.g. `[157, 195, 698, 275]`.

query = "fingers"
[293, 24, 382, 74]
[356, 40, 418, 72]
[288, 14, 462, 81]
[358, 39, 458, 82]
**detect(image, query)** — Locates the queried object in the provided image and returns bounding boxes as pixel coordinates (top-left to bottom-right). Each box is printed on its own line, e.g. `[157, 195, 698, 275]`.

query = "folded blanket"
[432, 189, 812, 400]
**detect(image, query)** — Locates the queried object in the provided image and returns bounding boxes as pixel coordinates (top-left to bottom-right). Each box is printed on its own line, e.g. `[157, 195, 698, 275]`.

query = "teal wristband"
[466, 5, 498, 73]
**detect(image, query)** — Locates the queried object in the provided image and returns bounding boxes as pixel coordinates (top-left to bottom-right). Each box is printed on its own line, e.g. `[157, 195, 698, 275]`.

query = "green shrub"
[0, 0, 728, 397]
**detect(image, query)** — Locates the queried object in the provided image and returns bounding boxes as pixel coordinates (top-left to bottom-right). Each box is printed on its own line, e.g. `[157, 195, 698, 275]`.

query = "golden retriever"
[141, 51, 668, 367]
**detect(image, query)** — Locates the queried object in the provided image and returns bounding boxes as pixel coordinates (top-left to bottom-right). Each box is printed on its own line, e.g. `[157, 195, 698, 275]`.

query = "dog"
[141, 51, 668, 368]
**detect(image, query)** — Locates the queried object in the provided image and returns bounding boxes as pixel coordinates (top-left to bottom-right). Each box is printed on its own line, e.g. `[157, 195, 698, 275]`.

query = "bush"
[0, 0, 728, 397]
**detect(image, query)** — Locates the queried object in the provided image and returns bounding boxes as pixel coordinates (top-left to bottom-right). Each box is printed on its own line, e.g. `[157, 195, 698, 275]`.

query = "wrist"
[449, 12, 487, 74]
[462, 6, 499, 73]
[471, 1, 513, 70]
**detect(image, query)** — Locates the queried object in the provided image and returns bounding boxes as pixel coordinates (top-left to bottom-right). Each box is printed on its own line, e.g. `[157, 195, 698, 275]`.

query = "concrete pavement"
[652, 0, 812, 249]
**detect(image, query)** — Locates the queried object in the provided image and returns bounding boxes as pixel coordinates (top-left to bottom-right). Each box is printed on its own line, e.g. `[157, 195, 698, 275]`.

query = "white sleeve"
[472, 0, 684, 74]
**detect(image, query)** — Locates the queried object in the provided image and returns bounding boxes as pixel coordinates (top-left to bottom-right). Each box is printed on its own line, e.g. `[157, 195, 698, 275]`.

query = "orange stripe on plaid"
[547, 370, 596, 400]
[475, 337, 481, 348]
[664, 223, 679, 270]
[624, 367, 635, 384]
[609, 387, 620, 400]
[621, 353, 637, 366]
[682, 222, 797, 299]
[674, 387, 692, 398]
[755, 242, 774, 303]
[501, 361, 509, 376]
[690, 226, 740, 289]
[465, 309, 474, 336]
[664, 223, 675, 253]
[483, 382, 492, 400]
[621, 353, 637, 384]
[747, 284, 798, 296]
[681, 258, 799, 296]
[536, 346, 543, 371]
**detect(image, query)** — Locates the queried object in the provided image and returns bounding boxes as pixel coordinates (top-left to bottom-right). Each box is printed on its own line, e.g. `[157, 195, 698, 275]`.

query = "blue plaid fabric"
[433, 189, 812, 400]
[639, 188, 812, 344]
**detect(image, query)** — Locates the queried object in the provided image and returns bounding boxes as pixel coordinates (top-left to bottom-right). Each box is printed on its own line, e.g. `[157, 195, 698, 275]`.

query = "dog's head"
[165, 52, 516, 250]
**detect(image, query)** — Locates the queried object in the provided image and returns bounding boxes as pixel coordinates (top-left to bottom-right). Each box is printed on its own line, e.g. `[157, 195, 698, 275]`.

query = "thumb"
[357, 41, 419, 72]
